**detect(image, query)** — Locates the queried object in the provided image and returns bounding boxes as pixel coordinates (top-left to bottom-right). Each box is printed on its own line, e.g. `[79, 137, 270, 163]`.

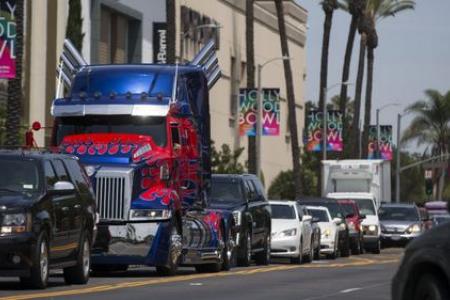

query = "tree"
[318, 0, 339, 110]
[402, 89, 450, 199]
[211, 143, 246, 174]
[166, 0, 176, 64]
[361, 0, 415, 158]
[274, 0, 302, 197]
[5, 0, 24, 146]
[246, 0, 257, 175]
[65, 0, 84, 51]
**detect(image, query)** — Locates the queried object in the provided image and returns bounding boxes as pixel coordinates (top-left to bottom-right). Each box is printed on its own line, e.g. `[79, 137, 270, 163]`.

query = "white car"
[269, 201, 314, 264]
[306, 206, 340, 259]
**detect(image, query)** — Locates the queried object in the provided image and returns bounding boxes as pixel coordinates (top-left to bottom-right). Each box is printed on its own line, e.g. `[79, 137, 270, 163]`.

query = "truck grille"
[95, 168, 133, 221]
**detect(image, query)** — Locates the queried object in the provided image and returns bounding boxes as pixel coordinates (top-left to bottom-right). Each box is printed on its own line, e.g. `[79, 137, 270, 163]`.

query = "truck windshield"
[352, 199, 376, 216]
[308, 209, 329, 222]
[271, 205, 296, 220]
[0, 158, 40, 193]
[379, 206, 419, 222]
[209, 180, 245, 204]
[56, 116, 167, 147]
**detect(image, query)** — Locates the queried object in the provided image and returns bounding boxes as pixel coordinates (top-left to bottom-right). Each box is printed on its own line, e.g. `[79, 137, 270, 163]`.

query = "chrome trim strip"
[51, 104, 170, 117]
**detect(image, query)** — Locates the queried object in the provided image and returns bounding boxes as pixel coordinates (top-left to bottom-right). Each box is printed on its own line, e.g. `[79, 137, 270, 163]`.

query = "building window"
[98, 6, 141, 64]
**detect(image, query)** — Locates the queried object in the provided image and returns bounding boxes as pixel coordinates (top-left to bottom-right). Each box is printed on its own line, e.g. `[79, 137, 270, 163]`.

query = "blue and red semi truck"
[48, 40, 234, 275]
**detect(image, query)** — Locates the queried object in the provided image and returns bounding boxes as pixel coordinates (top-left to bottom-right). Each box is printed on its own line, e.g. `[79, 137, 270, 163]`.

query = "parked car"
[306, 206, 339, 259]
[301, 205, 321, 260]
[0, 151, 97, 289]
[269, 201, 314, 264]
[379, 203, 423, 247]
[298, 197, 351, 257]
[337, 199, 365, 254]
[392, 220, 450, 300]
[209, 174, 271, 266]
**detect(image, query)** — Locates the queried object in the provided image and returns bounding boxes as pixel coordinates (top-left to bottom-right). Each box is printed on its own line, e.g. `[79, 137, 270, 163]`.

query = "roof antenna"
[171, 63, 179, 103]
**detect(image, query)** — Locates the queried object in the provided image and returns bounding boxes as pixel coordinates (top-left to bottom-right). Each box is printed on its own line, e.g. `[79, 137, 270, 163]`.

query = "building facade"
[24, 0, 308, 188]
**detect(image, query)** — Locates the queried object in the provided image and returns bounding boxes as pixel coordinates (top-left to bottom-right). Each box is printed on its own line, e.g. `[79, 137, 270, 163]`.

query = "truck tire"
[156, 218, 182, 276]
[237, 231, 252, 267]
[20, 232, 49, 289]
[255, 232, 270, 265]
[414, 274, 449, 300]
[64, 231, 91, 284]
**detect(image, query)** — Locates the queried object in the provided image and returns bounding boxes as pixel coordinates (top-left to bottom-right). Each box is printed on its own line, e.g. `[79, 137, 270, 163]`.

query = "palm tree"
[275, 0, 302, 197]
[246, 0, 257, 175]
[401, 90, 450, 199]
[318, 0, 339, 111]
[361, 0, 415, 157]
[166, 0, 176, 64]
[5, 0, 24, 146]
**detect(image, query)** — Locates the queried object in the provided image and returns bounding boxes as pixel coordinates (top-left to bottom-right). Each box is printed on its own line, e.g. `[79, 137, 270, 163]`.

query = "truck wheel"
[255, 232, 270, 265]
[64, 231, 91, 284]
[414, 274, 449, 300]
[237, 231, 252, 267]
[156, 220, 182, 276]
[20, 232, 49, 289]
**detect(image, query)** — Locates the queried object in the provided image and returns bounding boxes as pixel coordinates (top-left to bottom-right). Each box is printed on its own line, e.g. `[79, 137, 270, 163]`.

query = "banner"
[305, 110, 343, 152]
[153, 22, 167, 64]
[0, 0, 16, 78]
[239, 88, 280, 136]
[368, 125, 393, 160]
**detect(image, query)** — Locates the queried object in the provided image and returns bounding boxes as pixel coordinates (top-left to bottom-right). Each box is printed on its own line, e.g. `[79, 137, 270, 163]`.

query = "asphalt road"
[0, 248, 402, 300]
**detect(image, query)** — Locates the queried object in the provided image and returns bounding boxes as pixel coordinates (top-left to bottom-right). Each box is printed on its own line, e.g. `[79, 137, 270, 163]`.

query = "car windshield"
[0, 158, 40, 193]
[351, 199, 376, 216]
[379, 206, 420, 221]
[271, 204, 296, 219]
[56, 116, 167, 147]
[209, 180, 244, 204]
[308, 209, 329, 222]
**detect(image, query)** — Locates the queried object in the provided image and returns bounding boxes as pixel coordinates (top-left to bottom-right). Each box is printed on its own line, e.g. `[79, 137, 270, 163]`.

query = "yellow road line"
[0, 258, 400, 300]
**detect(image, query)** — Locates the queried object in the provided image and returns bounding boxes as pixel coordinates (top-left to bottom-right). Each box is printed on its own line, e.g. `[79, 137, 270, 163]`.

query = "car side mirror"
[332, 217, 342, 224]
[302, 215, 312, 222]
[50, 181, 75, 195]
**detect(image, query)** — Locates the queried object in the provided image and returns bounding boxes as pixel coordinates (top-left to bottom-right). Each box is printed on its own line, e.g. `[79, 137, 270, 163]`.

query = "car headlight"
[129, 209, 172, 221]
[368, 225, 377, 232]
[1, 213, 31, 234]
[232, 210, 241, 226]
[406, 224, 421, 234]
[322, 228, 331, 238]
[280, 228, 297, 237]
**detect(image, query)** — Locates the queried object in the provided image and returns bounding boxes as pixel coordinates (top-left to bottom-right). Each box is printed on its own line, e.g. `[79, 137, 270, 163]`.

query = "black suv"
[209, 174, 271, 266]
[0, 151, 96, 288]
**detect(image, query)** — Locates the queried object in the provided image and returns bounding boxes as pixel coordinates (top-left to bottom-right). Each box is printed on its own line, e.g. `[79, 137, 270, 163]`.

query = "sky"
[298, 0, 450, 152]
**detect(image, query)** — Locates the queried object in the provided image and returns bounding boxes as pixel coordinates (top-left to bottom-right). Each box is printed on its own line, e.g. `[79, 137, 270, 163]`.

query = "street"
[0, 248, 402, 300]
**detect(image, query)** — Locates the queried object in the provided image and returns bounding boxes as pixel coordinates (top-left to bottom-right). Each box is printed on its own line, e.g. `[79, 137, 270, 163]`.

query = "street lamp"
[256, 56, 292, 179]
[322, 82, 353, 160]
[376, 103, 400, 159]
[179, 24, 222, 63]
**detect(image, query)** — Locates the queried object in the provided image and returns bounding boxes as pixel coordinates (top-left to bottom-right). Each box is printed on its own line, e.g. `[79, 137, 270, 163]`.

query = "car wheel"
[64, 231, 91, 284]
[414, 274, 449, 300]
[20, 232, 49, 289]
[156, 219, 182, 276]
[290, 239, 303, 264]
[255, 232, 270, 265]
[237, 231, 252, 267]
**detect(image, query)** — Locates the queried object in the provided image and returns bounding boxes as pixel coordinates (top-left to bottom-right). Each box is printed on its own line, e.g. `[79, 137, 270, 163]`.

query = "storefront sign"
[153, 22, 167, 64]
[368, 125, 393, 160]
[305, 110, 343, 152]
[239, 88, 280, 137]
[0, 0, 16, 78]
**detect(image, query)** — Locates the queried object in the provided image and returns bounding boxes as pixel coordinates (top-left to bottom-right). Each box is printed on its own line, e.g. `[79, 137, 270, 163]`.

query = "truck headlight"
[1, 213, 31, 234]
[280, 228, 297, 237]
[406, 224, 421, 234]
[129, 209, 172, 221]
[368, 225, 377, 232]
[232, 210, 241, 226]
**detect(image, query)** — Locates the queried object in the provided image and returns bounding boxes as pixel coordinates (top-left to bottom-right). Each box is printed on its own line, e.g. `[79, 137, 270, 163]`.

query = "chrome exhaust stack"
[55, 39, 87, 94]
[190, 39, 222, 90]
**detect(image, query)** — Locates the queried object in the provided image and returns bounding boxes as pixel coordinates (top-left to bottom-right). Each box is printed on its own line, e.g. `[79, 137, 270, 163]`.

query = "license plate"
[391, 235, 401, 241]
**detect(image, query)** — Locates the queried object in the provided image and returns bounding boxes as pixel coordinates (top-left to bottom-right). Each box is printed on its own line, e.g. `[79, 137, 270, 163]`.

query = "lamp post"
[322, 82, 353, 160]
[256, 56, 291, 179]
[376, 103, 400, 159]
[179, 24, 222, 63]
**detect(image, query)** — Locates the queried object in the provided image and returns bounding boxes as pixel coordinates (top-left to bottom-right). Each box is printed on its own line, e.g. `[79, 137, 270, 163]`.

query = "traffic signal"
[425, 178, 433, 196]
